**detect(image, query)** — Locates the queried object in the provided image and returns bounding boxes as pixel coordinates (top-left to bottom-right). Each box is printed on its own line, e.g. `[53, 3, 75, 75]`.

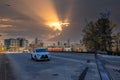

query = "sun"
[47, 21, 70, 31]
[48, 22, 62, 31]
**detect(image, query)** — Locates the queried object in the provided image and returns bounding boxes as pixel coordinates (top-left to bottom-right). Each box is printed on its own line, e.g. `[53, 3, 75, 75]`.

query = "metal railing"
[95, 54, 113, 80]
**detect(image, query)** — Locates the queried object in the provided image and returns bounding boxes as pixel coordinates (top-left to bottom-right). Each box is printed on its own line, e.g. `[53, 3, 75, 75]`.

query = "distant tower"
[68, 39, 70, 46]
[57, 41, 60, 46]
[35, 38, 38, 45]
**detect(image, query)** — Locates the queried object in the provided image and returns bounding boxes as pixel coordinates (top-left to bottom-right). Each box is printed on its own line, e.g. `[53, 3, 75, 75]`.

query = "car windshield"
[36, 49, 47, 52]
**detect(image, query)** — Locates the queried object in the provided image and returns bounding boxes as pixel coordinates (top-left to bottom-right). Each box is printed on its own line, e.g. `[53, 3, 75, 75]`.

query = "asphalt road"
[0, 54, 15, 80]
[6, 52, 100, 80]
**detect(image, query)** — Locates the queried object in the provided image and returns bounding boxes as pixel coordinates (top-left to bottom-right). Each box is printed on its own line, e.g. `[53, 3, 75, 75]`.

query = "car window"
[36, 49, 47, 52]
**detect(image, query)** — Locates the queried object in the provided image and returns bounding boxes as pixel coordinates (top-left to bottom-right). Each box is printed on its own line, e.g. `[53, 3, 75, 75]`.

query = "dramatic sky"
[0, 0, 120, 42]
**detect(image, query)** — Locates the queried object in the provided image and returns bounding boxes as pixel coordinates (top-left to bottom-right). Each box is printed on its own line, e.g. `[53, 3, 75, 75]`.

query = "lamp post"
[0, 35, 3, 53]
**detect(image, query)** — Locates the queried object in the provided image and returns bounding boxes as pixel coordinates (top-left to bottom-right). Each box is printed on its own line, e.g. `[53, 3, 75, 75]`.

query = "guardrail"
[95, 54, 113, 80]
[78, 67, 89, 80]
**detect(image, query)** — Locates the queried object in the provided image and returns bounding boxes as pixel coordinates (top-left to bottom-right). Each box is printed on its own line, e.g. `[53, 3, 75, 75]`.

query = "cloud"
[0, 0, 120, 41]
[0, 24, 13, 28]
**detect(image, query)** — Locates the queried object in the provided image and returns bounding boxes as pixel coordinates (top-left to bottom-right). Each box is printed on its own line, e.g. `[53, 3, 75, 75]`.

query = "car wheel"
[35, 55, 38, 61]
[31, 54, 34, 60]
[47, 59, 50, 61]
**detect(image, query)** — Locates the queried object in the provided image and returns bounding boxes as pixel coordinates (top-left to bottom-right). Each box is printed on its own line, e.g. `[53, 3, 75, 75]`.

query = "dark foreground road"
[0, 54, 15, 80]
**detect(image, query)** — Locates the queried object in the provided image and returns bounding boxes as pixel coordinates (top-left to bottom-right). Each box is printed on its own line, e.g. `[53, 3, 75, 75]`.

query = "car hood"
[33, 52, 49, 55]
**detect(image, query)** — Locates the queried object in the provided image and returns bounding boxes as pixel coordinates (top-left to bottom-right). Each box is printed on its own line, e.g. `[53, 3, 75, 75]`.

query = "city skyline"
[0, 0, 120, 42]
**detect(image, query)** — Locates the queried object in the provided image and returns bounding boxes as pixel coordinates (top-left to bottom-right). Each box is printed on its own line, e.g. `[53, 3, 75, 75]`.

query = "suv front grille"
[41, 55, 48, 58]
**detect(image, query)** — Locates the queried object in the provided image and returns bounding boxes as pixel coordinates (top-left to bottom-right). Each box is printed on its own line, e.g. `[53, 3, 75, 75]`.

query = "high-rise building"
[4, 38, 29, 52]
[4, 38, 19, 49]
[35, 38, 38, 45]
[17, 38, 29, 47]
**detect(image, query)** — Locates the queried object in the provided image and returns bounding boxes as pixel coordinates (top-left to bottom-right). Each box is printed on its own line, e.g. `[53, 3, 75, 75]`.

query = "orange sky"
[0, 0, 119, 41]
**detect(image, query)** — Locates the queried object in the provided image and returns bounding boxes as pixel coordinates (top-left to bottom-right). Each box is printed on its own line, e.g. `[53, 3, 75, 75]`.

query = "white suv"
[31, 48, 50, 61]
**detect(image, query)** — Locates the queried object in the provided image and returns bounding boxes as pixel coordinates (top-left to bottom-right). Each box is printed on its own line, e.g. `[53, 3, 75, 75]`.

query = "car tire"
[35, 55, 38, 61]
[31, 54, 34, 60]
[47, 59, 50, 61]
